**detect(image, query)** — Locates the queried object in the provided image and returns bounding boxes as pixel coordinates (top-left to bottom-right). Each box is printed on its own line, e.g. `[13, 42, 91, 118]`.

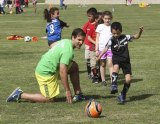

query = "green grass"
[0, 4, 160, 124]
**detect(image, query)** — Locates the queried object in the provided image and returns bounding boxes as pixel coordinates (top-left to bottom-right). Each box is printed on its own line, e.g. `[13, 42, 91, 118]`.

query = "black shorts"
[113, 59, 132, 75]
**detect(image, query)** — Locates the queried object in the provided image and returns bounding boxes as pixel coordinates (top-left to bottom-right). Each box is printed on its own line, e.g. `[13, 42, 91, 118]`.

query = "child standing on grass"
[0, 0, 6, 14]
[32, 0, 37, 13]
[60, 0, 67, 10]
[95, 11, 113, 86]
[87, 12, 102, 84]
[6, 0, 13, 14]
[44, 7, 69, 48]
[24, 0, 28, 7]
[14, 0, 21, 14]
[98, 22, 143, 104]
[82, 7, 97, 80]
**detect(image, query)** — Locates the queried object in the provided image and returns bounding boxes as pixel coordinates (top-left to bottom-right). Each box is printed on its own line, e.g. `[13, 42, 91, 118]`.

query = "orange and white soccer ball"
[85, 99, 102, 118]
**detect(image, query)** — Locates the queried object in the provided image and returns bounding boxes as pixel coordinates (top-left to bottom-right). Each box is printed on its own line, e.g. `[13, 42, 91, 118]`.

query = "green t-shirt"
[35, 39, 73, 76]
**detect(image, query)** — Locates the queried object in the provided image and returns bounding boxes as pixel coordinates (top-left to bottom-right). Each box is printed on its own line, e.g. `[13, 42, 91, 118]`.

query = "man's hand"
[66, 90, 72, 104]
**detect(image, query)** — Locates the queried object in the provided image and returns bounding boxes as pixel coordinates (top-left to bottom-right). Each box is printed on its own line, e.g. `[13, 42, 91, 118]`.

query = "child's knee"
[100, 60, 106, 67]
[125, 74, 131, 83]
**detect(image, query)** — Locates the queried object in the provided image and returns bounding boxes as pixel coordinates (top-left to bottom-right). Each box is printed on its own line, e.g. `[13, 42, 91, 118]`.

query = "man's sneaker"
[101, 81, 107, 86]
[73, 93, 86, 102]
[6, 87, 23, 102]
[110, 84, 118, 94]
[117, 93, 126, 104]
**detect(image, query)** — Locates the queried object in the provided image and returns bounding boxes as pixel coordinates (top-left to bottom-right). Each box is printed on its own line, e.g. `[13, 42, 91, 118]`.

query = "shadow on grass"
[0, 51, 42, 56]
[99, 115, 106, 118]
[54, 94, 115, 103]
[79, 70, 87, 74]
[127, 94, 154, 103]
[118, 78, 143, 85]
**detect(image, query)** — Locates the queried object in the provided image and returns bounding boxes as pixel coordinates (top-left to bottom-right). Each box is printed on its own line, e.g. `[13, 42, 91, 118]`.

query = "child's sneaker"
[101, 81, 107, 86]
[6, 87, 23, 102]
[65, 5, 67, 9]
[88, 74, 93, 80]
[73, 93, 86, 102]
[117, 93, 126, 104]
[92, 76, 99, 84]
[110, 84, 118, 94]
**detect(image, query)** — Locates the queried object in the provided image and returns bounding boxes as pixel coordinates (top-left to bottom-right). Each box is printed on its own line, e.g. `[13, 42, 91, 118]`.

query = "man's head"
[111, 22, 122, 39]
[71, 28, 86, 49]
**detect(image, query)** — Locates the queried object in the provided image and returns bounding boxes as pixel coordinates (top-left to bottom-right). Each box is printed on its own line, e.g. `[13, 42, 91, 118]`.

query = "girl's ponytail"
[44, 9, 51, 22]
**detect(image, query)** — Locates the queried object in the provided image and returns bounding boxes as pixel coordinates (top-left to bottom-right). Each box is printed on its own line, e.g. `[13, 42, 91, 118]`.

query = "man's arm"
[59, 63, 72, 104]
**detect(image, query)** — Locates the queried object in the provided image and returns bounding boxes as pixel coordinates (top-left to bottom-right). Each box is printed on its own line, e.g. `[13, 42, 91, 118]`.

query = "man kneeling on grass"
[6, 28, 86, 104]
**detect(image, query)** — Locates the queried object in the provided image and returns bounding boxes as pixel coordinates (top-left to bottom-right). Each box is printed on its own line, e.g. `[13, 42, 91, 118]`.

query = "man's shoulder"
[61, 39, 71, 42]
[60, 39, 72, 46]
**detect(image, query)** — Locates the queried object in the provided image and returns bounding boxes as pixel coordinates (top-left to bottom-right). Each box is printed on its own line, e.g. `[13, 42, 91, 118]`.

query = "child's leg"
[110, 64, 119, 94]
[85, 45, 91, 79]
[106, 57, 113, 83]
[121, 74, 131, 95]
[86, 59, 91, 78]
[0, 7, 1, 14]
[100, 59, 106, 85]
[118, 62, 132, 104]
[1, 7, 5, 14]
[16, 7, 18, 14]
[33, 2, 37, 13]
[100, 60, 106, 81]
[96, 61, 101, 82]
[90, 51, 98, 83]
[60, 0, 63, 9]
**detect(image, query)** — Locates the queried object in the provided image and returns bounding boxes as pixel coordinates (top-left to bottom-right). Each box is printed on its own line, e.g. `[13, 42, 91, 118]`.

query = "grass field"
[0, 4, 160, 124]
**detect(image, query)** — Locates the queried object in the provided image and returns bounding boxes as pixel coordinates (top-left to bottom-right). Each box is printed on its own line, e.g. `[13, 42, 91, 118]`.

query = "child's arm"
[95, 32, 100, 56]
[133, 26, 144, 39]
[88, 36, 96, 45]
[59, 19, 69, 28]
[97, 46, 109, 60]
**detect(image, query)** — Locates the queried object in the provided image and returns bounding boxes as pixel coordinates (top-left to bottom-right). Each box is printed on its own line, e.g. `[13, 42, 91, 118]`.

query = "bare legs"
[21, 93, 51, 102]
[20, 61, 82, 103]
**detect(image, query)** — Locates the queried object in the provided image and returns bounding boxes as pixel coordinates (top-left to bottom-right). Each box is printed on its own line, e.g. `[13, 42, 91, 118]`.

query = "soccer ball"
[85, 99, 102, 118]
[10, 10, 13, 14]
[24, 36, 31, 42]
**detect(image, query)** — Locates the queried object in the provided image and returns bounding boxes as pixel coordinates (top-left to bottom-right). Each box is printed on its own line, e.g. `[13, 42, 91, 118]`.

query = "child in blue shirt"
[44, 7, 69, 47]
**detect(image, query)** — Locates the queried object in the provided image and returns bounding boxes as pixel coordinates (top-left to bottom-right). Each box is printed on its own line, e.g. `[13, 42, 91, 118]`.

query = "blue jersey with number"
[46, 18, 62, 43]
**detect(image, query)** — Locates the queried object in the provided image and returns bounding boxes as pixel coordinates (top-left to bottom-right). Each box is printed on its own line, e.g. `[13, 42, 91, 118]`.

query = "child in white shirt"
[95, 11, 113, 86]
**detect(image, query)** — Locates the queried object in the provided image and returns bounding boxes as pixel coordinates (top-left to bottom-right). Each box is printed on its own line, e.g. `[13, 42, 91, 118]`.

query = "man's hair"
[72, 28, 86, 38]
[111, 22, 122, 32]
